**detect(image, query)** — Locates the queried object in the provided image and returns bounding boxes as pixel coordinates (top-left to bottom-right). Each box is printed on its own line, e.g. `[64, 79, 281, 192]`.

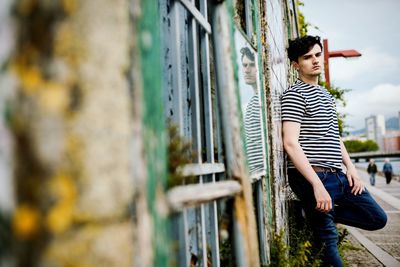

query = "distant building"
[384, 130, 400, 152]
[365, 115, 386, 151]
[398, 111, 400, 130]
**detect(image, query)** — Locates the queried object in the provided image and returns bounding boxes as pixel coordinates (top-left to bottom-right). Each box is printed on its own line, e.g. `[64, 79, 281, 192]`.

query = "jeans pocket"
[316, 172, 328, 182]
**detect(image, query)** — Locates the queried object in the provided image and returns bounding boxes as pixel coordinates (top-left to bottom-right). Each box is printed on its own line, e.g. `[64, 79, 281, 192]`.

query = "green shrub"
[344, 140, 379, 153]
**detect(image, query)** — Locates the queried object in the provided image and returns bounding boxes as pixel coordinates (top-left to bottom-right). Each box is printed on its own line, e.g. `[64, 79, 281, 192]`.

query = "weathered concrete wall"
[6, 0, 135, 266]
[259, 0, 291, 233]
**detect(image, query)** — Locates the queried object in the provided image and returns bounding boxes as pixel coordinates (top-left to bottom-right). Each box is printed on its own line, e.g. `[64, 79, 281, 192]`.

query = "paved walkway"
[345, 168, 400, 266]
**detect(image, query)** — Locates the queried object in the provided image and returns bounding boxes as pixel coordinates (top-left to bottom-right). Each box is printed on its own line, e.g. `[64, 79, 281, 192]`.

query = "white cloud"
[339, 83, 400, 130]
[330, 47, 400, 83]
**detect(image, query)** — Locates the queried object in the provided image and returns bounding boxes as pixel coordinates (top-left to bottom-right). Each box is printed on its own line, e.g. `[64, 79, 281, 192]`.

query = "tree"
[363, 140, 380, 152]
[296, 1, 308, 37]
[296, 1, 319, 37]
[343, 140, 379, 153]
[320, 81, 351, 136]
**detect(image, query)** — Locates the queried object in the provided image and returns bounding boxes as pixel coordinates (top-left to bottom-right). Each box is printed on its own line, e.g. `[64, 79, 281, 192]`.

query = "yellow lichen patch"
[65, 134, 84, 171]
[50, 174, 77, 200]
[44, 223, 133, 267]
[62, 0, 77, 14]
[12, 204, 40, 239]
[46, 174, 77, 234]
[54, 24, 83, 67]
[46, 202, 74, 234]
[39, 81, 69, 113]
[12, 64, 44, 94]
[10, 45, 44, 94]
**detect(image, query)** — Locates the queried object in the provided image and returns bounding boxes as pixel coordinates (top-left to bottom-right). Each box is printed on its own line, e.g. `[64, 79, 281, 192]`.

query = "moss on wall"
[8, 0, 134, 266]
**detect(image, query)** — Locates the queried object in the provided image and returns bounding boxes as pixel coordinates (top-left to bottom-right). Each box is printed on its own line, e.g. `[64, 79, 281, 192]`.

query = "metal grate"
[162, 0, 231, 266]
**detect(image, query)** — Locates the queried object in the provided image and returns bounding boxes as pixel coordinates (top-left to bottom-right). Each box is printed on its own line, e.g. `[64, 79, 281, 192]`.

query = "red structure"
[384, 131, 400, 152]
[323, 39, 362, 88]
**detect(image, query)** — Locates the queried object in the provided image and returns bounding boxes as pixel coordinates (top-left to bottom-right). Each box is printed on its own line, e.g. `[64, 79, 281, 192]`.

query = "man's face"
[242, 55, 257, 86]
[294, 44, 322, 77]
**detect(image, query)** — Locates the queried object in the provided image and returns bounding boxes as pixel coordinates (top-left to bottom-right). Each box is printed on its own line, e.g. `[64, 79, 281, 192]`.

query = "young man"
[240, 47, 264, 175]
[281, 35, 387, 267]
[240, 47, 257, 90]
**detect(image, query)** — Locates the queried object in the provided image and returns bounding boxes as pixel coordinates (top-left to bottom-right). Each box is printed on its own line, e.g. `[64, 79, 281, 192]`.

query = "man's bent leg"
[334, 172, 387, 230]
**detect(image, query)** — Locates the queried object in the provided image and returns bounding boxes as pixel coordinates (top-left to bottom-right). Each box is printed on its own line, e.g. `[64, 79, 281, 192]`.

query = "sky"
[301, 0, 400, 132]
[1, 1, 399, 132]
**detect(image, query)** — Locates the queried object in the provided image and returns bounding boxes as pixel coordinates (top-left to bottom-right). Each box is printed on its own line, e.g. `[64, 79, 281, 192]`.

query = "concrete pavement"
[345, 168, 400, 266]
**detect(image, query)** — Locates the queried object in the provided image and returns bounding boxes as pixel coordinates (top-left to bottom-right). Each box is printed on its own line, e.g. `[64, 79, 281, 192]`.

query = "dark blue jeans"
[288, 168, 387, 267]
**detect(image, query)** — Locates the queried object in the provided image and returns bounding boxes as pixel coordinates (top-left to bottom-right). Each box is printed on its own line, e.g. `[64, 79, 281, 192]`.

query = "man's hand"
[313, 182, 332, 213]
[346, 166, 365, 195]
[340, 140, 365, 195]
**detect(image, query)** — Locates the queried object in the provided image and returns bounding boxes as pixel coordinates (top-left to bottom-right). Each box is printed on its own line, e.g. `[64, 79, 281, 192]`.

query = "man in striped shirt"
[282, 35, 387, 267]
[241, 47, 264, 175]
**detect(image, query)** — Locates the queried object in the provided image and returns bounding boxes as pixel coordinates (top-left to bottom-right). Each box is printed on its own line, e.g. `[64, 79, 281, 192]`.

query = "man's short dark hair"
[240, 47, 255, 62]
[287, 35, 322, 62]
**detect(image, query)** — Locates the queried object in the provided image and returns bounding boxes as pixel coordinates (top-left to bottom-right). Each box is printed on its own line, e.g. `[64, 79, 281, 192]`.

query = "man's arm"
[340, 139, 364, 195]
[283, 121, 332, 213]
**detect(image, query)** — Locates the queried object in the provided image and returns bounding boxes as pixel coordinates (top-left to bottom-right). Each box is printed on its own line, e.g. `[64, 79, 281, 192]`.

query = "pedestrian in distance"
[382, 158, 393, 184]
[367, 159, 378, 186]
[282, 35, 387, 267]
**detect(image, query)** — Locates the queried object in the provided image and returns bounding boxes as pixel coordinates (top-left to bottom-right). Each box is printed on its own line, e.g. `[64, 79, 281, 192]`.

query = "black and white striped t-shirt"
[281, 79, 342, 170]
[244, 94, 265, 174]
